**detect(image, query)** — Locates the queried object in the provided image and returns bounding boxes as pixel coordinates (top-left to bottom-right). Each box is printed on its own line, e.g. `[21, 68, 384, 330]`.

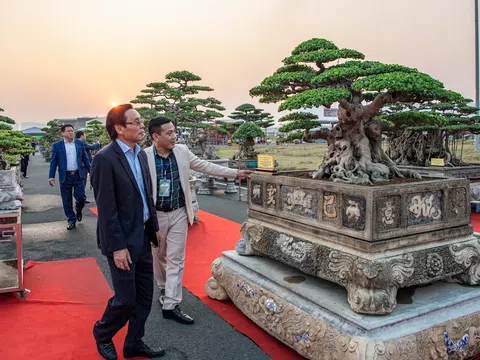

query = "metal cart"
[0, 208, 27, 299]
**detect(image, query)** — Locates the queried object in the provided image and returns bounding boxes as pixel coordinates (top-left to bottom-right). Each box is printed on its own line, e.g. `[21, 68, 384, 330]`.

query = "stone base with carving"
[240, 218, 480, 315]
[207, 251, 480, 360]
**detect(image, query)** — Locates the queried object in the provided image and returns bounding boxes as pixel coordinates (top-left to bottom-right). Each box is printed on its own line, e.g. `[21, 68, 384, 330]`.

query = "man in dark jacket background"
[75, 130, 101, 203]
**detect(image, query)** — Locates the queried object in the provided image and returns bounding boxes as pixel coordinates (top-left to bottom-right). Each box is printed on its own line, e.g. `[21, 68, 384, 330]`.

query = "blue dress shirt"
[116, 139, 150, 222]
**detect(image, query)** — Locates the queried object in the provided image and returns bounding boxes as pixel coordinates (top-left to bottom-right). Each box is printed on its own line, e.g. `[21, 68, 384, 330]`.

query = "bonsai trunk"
[387, 129, 468, 167]
[233, 137, 256, 160]
[311, 94, 420, 184]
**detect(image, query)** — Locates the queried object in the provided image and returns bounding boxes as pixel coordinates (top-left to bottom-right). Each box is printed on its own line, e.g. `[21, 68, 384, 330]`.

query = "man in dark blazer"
[48, 124, 91, 230]
[75, 130, 101, 204]
[91, 104, 165, 360]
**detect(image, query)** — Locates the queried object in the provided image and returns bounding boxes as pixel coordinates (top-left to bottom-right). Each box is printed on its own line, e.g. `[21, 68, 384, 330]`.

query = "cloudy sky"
[0, 0, 476, 125]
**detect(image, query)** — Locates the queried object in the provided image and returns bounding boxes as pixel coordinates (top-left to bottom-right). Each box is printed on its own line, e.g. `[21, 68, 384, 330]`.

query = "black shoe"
[124, 342, 165, 358]
[67, 222, 76, 230]
[162, 305, 194, 325]
[76, 208, 82, 222]
[85, 200, 90, 204]
[95, 340, 118, 360]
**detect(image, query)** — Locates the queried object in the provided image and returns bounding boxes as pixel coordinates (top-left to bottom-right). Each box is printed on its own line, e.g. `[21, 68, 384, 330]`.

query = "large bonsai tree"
[382, 101, 480, 167]
[250, 38, 463, 184]
[131, 70, 225, 148]
[228, 104, 272, 159]
[0, 108, 34, 170]
[40, 120, 61, 161]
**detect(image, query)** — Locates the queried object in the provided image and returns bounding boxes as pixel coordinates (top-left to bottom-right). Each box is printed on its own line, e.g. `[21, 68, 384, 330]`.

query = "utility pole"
[475, 0, 480, 150]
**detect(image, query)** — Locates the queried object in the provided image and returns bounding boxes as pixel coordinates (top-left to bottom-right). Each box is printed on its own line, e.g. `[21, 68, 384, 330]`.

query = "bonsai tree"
[382, 101, 480, 167]
[40, 120, 61, 161]
[277, 111, 336, 143]
[250, 38, 463, 184]
[131, 70, 225, 147]
[84, 119, 109, 148]
[0, 108, 34, 170]
[228, 104, 273, 159]
[232, 122, 264, 160]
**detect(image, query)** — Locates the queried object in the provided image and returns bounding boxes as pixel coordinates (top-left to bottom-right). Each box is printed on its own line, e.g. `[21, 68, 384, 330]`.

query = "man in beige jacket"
[145, 117, 252, 324]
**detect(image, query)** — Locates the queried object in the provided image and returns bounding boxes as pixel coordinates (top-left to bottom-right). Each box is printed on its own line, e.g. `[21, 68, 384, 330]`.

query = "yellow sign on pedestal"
[257, 154, 275, 170]
[430, 158, 445, 167]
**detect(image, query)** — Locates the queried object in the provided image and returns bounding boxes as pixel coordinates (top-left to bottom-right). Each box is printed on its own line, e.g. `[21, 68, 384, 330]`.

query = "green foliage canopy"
[131, 70, 225, 135]
[0, 108, 33, 168]
[232, 122, 264, 139]
[250, 38, 464, 138]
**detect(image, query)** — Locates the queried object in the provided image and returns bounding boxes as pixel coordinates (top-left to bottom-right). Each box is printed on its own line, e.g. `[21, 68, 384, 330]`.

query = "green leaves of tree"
[279, 88, 350, 111]
[0, 108, 33, 169]
[232, 122, 264, 139]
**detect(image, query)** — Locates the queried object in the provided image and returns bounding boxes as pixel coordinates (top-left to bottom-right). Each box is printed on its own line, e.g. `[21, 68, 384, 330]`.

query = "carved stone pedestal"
[235, 172, 478, 315]
[224, 178, 237, 194]
[196, 174, 212, 195]
[194, 159, 238, 195]
[207, 251, 480, 360]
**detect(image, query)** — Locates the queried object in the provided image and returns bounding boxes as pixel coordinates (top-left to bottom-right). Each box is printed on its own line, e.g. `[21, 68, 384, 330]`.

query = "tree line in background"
[9, 37, 480, 170]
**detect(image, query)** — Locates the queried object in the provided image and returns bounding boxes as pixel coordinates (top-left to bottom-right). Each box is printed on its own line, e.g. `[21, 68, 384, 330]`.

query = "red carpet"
[0, 257, 137, 360]
[184, 211, 302, 360]
[471, 212, 480, 232]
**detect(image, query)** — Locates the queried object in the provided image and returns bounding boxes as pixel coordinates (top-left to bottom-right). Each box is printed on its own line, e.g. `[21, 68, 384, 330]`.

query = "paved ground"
[20, 154, 270, 360]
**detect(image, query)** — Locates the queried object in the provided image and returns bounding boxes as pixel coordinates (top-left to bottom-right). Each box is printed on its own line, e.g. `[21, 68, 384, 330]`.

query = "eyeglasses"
[125, 118, 144, 127]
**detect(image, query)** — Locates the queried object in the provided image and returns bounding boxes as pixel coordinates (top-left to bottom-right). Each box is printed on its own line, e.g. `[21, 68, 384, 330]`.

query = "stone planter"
[207, 171, 480, 359]
[0, 168, 23, 210]
[399, 164, 480, 201]
[217, 171, 477, 315]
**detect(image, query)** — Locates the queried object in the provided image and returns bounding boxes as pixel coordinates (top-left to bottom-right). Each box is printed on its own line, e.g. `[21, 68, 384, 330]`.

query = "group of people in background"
[48, 104, 252, 359]
[48, 125, 101, 229]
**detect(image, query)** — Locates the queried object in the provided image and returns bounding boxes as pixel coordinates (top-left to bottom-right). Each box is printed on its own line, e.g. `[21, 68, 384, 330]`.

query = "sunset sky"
[0, 0, 477, 125]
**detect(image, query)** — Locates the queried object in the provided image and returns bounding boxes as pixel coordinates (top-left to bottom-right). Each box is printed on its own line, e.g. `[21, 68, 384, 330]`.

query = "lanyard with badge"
[155, 155, 171, 197]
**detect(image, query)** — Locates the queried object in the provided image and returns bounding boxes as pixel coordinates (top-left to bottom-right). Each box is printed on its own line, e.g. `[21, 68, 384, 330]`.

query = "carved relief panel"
[407, 191, 443, 226]
[250, 181, 264, 206]
[376, 196, 401, 231]
[266, 183, 277, 209]
[342, 195, 366, 231]
[448, 187, 467, 220]
[322, 192, 338, 224]
[280, 186, 317, 219]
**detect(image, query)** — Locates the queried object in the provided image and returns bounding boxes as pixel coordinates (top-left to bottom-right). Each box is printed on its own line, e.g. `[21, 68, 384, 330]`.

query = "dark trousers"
[20, 159, 28, 177]
[84, 176, 88, 201]
[59, 172, 85, 224]
[94, 235, 153, 351]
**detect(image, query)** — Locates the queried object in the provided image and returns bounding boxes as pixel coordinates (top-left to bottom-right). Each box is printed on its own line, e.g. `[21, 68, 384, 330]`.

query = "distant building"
[55, 117, 96, 130]
[21, 126, 45, 139]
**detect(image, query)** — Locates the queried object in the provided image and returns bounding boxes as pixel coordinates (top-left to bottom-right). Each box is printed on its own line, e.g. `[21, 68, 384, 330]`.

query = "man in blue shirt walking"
[48, 124, 90, 230]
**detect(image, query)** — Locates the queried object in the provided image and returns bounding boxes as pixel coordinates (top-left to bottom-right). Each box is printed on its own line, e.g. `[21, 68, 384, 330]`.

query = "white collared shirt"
[64, 140, 78, 171]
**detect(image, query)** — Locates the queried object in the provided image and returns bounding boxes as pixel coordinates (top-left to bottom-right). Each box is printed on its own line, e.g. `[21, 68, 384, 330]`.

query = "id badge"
[159, 179, 171, 197]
